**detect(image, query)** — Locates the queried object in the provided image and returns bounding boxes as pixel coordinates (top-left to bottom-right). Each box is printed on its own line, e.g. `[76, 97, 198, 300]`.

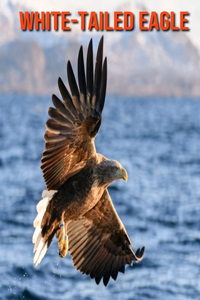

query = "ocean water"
[0, 94, 200, 300]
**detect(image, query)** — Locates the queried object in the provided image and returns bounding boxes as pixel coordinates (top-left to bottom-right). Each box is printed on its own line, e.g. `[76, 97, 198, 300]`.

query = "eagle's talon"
[59, 235, 68, 258]
[57, 222, 68, 258]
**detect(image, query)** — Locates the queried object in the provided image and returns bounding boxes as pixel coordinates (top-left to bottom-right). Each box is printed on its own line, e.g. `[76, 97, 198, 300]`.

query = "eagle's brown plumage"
[41, 38, 105, 191]
[33, 36, 145, 286]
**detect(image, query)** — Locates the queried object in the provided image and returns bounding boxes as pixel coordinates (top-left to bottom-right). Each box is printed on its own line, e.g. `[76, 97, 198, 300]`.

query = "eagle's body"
[41, 155, 113, 241]
[32, 37, 145, 286]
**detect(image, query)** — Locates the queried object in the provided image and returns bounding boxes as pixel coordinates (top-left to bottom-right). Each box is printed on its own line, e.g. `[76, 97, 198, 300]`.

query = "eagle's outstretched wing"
[41, 37, 107, 190]
[67, 189, 145, 286]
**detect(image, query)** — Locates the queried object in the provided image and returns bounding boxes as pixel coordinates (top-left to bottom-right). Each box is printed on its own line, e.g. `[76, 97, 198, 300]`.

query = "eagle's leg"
[57, 222, 68, 258]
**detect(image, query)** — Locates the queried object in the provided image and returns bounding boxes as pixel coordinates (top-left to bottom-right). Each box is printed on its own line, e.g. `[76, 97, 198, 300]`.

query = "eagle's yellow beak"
[120, 167, 128, 182]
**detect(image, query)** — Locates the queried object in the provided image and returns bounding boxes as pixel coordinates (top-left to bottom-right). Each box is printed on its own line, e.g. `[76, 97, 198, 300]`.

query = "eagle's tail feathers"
[33, 239, 48, 266]
[36, 197, 49, 214]
[33, 211, 45, 227]
[33, 189, 57, 265]
[33, 232, 41, 253]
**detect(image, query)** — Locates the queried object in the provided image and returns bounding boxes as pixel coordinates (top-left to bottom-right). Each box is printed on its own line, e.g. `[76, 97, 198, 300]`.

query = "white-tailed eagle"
[32, 36, 145, 286]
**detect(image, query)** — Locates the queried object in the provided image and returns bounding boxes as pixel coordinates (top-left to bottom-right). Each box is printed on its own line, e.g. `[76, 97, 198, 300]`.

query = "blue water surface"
[0, 94, 200, 300]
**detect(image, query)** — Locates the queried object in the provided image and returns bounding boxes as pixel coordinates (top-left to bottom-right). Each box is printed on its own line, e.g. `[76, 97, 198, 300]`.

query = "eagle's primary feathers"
[32, 36, 145, 286]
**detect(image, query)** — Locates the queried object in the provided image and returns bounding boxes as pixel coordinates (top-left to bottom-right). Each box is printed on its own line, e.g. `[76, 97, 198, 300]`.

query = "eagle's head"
[96, 159, 128, 187]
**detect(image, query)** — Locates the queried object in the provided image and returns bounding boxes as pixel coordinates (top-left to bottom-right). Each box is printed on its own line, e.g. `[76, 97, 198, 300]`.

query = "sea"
[0, 94, 200, 300]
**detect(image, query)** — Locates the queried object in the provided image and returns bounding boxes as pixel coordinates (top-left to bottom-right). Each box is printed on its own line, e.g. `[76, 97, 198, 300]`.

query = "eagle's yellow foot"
[58, 222, 68, 258]
[59, 235, 68, 258]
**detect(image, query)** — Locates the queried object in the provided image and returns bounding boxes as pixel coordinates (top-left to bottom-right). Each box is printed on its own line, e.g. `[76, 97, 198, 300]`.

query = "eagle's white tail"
[32, 190, 57, 266]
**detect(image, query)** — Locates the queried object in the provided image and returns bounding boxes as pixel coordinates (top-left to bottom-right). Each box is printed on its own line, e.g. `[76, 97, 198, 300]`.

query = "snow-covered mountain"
[0, 0, 200, 96]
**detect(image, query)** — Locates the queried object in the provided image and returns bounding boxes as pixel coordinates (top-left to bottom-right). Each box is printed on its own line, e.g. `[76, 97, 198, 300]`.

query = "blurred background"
[0, 1, 200, 299]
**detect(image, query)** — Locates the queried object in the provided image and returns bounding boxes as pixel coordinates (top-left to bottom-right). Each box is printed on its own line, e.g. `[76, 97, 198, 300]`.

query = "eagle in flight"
[32, 36, 145, 286]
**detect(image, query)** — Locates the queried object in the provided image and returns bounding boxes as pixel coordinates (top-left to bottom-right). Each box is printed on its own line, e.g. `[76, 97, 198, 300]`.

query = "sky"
[2, 0, 200, 47]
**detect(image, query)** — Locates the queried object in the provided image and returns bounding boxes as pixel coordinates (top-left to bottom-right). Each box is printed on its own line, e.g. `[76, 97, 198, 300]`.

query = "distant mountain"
[0, 8, 19, 47]
[0, 0, 200, 97]
[107, 30, 200, 97]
